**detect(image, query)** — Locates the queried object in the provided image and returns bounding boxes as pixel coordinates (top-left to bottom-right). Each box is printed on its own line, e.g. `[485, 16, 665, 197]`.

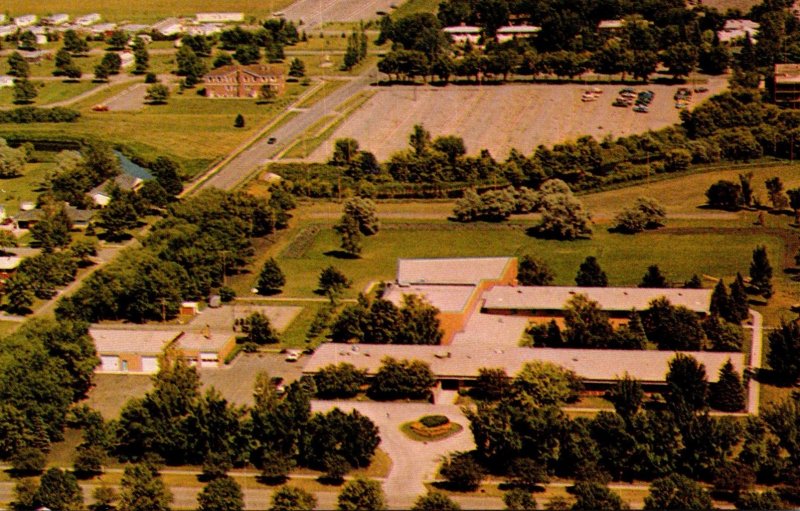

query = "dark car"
[267, 137, 277, 144]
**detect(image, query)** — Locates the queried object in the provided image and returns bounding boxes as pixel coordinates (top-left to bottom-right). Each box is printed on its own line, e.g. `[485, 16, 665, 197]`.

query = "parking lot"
[200, 352, 307, 406]
[280, 0, 400, 27]
[307, 77, 728, 161]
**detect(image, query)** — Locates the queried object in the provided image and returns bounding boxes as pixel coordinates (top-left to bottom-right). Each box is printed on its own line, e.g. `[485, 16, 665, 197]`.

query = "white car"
[285, 350, 301, 362]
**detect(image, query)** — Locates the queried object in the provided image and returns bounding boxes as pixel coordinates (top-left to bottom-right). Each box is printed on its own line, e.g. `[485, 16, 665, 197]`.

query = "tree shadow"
[317, 475, 345, 486]
[257, 474, 289, 486]
[323, 249, 360, 259]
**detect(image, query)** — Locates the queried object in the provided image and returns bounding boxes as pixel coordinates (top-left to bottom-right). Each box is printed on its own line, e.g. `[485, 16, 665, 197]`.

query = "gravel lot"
[280, 0, 398, 27]
[307, 77, 728, 161]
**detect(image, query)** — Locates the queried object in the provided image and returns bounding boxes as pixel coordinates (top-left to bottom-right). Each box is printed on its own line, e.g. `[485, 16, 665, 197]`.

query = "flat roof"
[382, 283, 476, 313]
[177, 331, 234, 353]
[497, 25, 541, 33]
[598, 19, 624, 29]
[0, 256, 22, 271]
[775, 64, 800, 84]
[482, 286, 712, 313]
[396, 257, 513, 286]
[304, 343, 744, 383]
[444, 26, 481, 34]
[90, 328, 181, 356]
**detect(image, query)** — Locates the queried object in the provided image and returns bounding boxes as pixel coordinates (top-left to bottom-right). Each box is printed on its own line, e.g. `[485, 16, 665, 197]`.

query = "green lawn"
[268, 223, 786, 298]
[0, 160, 54, 215]
[0, 83, 306, 178]
[0, 80, 98, 106]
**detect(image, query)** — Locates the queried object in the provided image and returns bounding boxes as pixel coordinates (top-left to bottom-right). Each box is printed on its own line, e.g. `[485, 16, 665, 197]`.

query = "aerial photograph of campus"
[3, 0, 800, 509]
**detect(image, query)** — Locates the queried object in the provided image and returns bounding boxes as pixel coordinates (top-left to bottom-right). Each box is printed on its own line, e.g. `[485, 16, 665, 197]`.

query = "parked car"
[633, 104, 649, 113]
[267, 137, 277, 144]
[285, 349, 301, 362]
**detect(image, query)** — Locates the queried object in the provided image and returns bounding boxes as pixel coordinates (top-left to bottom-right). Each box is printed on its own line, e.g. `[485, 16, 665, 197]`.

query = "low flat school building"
[382, 257, 517, 344]
[304, 343, 745, 394]
[481, 285, 712, 325]
[91, 328, 237, 374]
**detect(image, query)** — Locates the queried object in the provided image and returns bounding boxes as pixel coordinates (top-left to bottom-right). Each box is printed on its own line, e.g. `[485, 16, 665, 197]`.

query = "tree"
[150, 156, 183, 198]
[563, 294, 613, 348]
[99, 193, 139, 241]
[0, 139, 28, 178]
[99, 51, 122, 75]
[440, 452, 485, 491]
[12, 78, 37, 104]
[234, 44, 261, 65]
[767, 320, 800, 384]
[5, 274, 35, 313]
[7, 52, 29, 78]
[331, 138, 360, 166]
[234, 114, 245, 128]
[508, 457, 549, 490]
[107, 30, 130, 50]
[518, 255, 554, 286]
[729, 273, 749, 323]
[749, 245, 773, 299]
[665, 354, 709, 417]
[34, 467, 84, 511]
[245, 312, 280, 344]
[513, 360, 581, 406]
[474, 367, 511, 400]
[412, 492, 461, 511]
[133, 37, 149, 74]
[661, 43, 698, 80]
[289, 58, 306, 77]
[11, 447, 46, 475]
[256, 258, 285, 295]
[644, 474, 712, 510]
[613, 197, 667, 233]
[74, 443, 106, 476]
[318, 266, 351, 298]
[337, 478, 387, 511]
[92, 485, 118, 511]
[641, 298, 705, 351]
[11, 478, 39, 510]
[397, 294, 443, 345]
[735, 490, 783, 510]
[176, 45, 207, 86]
[536, 188, 592, 240]
[709, 280, 731, 320]
[335, 213, 362, 256]
[314, 363, 366, 399]
[369, 357, 435, 400]
[504, 488, 537, 511]
[575, 256, 607, 287]
[341, 197, 379, 235]
[198, 475, 244, 511]
[571, 481, 628, 511]
[710, 359, 745, 412]
[766, 177, 789, 211]
[270, 486, 317, 511]
[713, 461, 754, 499]
[118, 463, 173, 511]
[145, 83, 169, 104]
[705, 180, 741, 210]
[607, 374, 644, 421]
[64, 30, 89, 55]
[639, 265, 668, 288]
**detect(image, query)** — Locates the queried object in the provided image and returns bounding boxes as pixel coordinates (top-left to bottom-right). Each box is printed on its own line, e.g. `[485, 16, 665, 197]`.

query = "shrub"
[419, 415, 449, 428]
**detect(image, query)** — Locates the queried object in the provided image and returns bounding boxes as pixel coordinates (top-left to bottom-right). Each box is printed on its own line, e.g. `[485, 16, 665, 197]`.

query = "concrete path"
[311, 399, 475, 509]
[745, 309, 764, 415]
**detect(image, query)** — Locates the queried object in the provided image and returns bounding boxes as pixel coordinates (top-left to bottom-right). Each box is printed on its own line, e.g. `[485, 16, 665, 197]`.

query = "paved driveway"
[312, 400, 477, 508]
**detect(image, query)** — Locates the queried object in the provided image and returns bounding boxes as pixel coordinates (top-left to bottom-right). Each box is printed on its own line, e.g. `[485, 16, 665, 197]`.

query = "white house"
[187, 24, 222, 36]
[43, 13, 70, 25]
[0, 25, 16, 37]
[152, 18, 184, 36]
[119, 51, 135, 68]
[14, 15, 38, 28]
[120, 23, 150, 34]
[717, 19, 759, 43]
[0, 76, 14, 88]
[443, 25, 482, 44]
[35, 34, 48, 45]
[196, 12, 245, 23]
[75, 13, 101, 26]
[496, 25, 541, 42]
[90, 23, 118, 36]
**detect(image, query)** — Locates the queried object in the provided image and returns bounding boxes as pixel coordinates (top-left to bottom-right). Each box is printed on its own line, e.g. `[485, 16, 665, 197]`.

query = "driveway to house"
[746, 309, 763, 414]
[311, 399, 477, 509]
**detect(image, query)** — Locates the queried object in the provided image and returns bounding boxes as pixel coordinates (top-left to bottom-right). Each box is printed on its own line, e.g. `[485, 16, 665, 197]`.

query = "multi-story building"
[203, 64, 285, 98]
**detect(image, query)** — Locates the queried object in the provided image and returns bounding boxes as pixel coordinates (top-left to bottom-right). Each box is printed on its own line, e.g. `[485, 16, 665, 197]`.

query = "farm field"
[280, 0, 400, 27]
[1, 0, 297, 23]
[699, 0, 760, 11]
[305, 77, 729, 161]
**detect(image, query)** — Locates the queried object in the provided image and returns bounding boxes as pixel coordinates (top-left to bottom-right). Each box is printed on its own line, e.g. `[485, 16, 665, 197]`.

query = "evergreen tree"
[517, 255, 555, 285]
[318, 266, 352, 298]
[709, 280, 731, 320]
[256, 258, 285, 295]
[749, 245, 773, 299]
[710, 359, 745, 412]
[666, 354, 709, 419]
[575, 256, 608, 287]
[7, 52, 30, 78]
[63, 30, 89, 55]
[288, 57, 306, 77]
[234, 114, 245, 128]
[133, 37, 149, 74]
[639, 264, 667, 288]
[729, 273, 749, 323]
[767, 320, 800, 384]
[12, 78, 37, 104]
[335, 213, 362, 257]
[684, 274, 702, 289]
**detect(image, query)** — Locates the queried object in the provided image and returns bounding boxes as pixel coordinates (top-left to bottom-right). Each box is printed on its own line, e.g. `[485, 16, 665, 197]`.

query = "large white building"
[75, 13, 102, 26]
[152, 17, 184, 36]
[14, 15, 38, 27]
[196, 12, 245, 23]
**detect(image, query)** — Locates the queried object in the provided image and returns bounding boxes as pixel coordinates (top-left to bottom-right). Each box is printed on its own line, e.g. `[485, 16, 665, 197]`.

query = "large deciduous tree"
[337, 478, 387, 511]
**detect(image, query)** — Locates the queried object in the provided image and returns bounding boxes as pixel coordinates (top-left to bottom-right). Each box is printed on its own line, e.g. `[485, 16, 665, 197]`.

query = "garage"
[141, 356, 159, 374]
[100, 355, 119, 372]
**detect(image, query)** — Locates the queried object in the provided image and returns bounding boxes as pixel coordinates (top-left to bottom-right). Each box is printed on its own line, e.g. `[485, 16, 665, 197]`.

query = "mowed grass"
[1, 0, 297, 23]
[0, 83, 306, 178]
[0, 80, 98, 106]
[0, 160, 54, 215]
[271, 224, 785, 298]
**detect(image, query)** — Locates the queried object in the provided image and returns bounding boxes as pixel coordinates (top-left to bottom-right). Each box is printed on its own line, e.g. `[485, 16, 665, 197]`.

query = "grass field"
[1, 0, 297, 23]
[0, 160, 54, 215]
[266, 224, 785, 298]
[0, 83, 306, 178]
[0, 80, 98, 107]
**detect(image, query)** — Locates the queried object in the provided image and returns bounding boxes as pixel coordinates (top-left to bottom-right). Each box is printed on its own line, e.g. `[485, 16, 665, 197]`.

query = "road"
[746, 309, 763, 415]
[195, 66, 376, 192]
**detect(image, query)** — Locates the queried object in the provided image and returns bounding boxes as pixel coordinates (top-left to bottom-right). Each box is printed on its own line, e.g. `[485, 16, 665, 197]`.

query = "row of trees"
[331, 293, 443, 345]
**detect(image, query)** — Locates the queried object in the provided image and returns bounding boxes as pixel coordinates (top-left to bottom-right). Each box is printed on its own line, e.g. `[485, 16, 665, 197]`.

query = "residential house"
[196, 12, 245, 23]
[18, 50, 53, 63]
[89, 173, 145, 207]
[75, 13, 102, 26]
[443, 25, 482, 45]
[717, 19, 759, 43]
[152, 18, 184, 36]
[0, 26, 16, 38]
[120, 23, 151, 34]
[496, 25, 541, 43]
[203, 64, 286, 98]
[0, 256, 22, 281]
[774, 63, 800, 108]
[187, 24, 223, 37]
[14, 15, 38, 28]
[0, 76, 15, 88]
[90, 23, 118, 36]
[14, 205, 94, 229]
[42, 14, 70, 25]
[119, 51, 135, 69]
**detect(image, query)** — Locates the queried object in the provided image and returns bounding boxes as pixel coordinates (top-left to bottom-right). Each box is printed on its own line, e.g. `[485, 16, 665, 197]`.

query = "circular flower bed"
[402, 415, 463, 442]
